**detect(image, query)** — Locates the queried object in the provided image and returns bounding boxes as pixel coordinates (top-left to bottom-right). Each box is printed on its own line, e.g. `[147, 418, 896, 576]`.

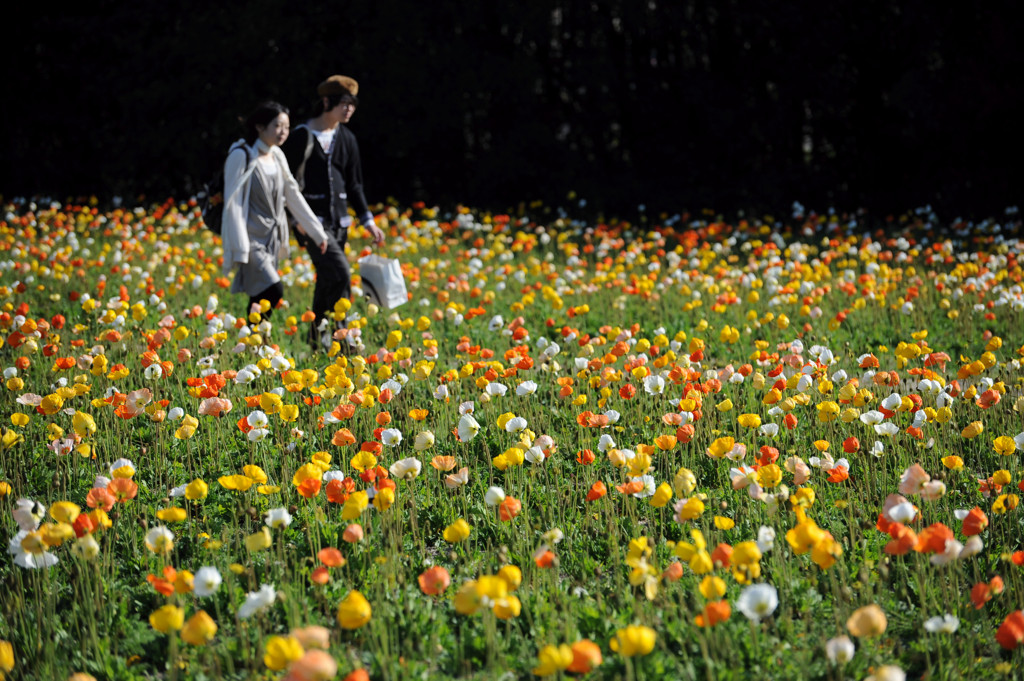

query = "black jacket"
[282, 124, 373, 229]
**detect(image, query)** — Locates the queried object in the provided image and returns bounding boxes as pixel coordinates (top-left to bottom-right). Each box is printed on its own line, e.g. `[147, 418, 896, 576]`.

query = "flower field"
[1, 198, 1023, 681]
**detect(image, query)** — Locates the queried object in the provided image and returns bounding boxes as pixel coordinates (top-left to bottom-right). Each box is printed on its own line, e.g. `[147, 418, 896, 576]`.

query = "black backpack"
[198, 142, 251, 234]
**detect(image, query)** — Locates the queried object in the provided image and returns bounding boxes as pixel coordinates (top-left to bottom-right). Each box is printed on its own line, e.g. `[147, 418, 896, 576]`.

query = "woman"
[221, 101, 329, 318]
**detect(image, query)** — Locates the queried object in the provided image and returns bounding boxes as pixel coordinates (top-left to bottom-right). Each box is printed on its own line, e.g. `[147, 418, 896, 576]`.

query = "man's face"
[328, 95, 358, 125]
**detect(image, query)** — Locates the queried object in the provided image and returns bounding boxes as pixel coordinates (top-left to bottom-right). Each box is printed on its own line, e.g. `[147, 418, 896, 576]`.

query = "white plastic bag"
[357, 254, 408, 310]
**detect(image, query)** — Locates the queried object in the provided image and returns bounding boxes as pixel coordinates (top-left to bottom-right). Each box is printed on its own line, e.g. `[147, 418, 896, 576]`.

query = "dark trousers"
[247, 281, 284, 320]
[298, 220, 351, 328]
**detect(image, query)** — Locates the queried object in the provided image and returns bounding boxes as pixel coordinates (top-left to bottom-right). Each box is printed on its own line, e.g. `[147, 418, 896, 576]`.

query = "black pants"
[298, 220, 351, 328]
[247, 281, 284, 320]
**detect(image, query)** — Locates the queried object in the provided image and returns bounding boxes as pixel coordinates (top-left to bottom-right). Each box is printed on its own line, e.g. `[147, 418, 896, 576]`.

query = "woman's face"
[256, 113, 290, 148]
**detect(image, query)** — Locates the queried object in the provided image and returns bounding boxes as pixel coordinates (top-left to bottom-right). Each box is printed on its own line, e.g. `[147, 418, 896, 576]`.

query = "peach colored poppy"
[107, 478, 138, 503]
[430, 456, 457, 471]
[332, 429, 356, 446]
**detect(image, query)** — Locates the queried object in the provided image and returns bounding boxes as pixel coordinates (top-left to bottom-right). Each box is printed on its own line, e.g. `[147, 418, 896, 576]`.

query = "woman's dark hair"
[243, 101, 289, 145]
[312, 92, 359, 116]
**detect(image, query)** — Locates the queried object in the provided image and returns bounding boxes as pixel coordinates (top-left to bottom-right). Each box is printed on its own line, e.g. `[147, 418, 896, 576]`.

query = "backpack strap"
[223, 142, 255, 207]
[294, 125, 315, 191]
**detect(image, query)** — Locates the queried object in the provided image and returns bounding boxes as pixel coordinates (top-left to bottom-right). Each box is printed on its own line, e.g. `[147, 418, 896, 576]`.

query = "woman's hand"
[319, 239, 329, 254]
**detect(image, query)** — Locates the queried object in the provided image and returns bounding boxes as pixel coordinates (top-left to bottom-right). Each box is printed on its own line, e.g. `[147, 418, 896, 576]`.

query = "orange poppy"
[827, 466, 849, 483]
[695, 600, 731, 627]
[586, 482, 607, 501]
[662, 562, 684, 582]
[915, 523, 953, 553]
[317, 547, 345, 568]
[147, 566, 177, 596]
[310, 566, 330, 585]
[576, 449, 595, 465]
[616, 480, 645, 495]
[418, 566, 451, 595]
[297, 479, 322, 499]
[654, 434, 677, 451]
[711, 543, 733, 569]
[498, 497, 522, 521]
[566, 640, 602, 674]
[976, 389, 1001, 409]
[534, 550, 556, 568]
[884, 524, 917, 556]
[676, 424, 695, 443]
[332, 404, 356, 420]
[73, 513, 98, 537]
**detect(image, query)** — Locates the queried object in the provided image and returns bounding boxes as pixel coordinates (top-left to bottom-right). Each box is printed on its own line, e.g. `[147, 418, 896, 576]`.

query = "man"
[282, 74, 385, 350]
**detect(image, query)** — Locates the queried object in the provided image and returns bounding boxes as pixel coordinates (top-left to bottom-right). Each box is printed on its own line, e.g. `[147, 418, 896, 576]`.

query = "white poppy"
[265, 507, 292, 529]
[414, 431, 435, 451]
[193, 566, 223, 597]
[237, 583, 277, 619]
[381, 428, 403, 447]
[825, 635, 855, 665]
[484, 486, 506, 506]
[458, 414, 481, 442]
[516, 381, 538, 396]
[735, 583, 779, 622]
[389, 457, 422, 480]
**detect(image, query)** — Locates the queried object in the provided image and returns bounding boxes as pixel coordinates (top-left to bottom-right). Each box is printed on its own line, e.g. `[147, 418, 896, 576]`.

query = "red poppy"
[758, 446, 779, 466]
[970, 576, 1004, 610]
[326, 478, 354, 505]
[576, 449, 595, 465]
[996, 611, 1024, 650]
[961, 507, 988, 536]
[586, 482, 607, 501]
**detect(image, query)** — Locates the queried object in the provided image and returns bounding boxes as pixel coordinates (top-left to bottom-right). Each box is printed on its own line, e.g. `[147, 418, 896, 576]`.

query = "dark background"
[3, 0, 1022, 217]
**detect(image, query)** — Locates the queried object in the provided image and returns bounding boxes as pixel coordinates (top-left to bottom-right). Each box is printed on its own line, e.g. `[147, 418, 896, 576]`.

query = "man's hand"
[366, 223, 386, 247]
